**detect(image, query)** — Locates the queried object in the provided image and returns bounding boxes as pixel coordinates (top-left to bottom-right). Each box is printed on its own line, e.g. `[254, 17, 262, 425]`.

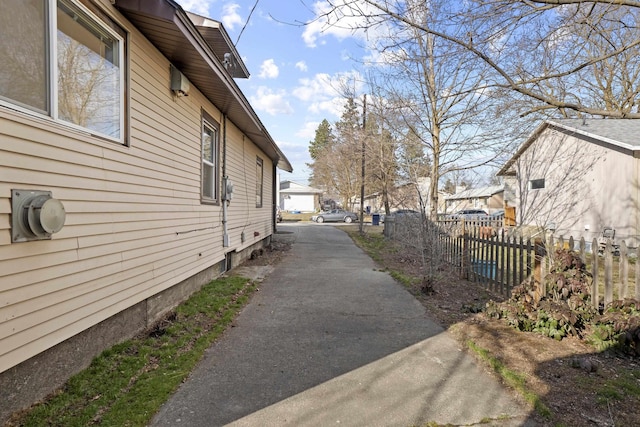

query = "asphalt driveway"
[150, 223, 532, 426]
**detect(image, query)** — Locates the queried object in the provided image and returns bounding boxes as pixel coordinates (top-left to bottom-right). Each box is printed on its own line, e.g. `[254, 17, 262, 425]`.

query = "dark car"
[314, 209, 358, 223]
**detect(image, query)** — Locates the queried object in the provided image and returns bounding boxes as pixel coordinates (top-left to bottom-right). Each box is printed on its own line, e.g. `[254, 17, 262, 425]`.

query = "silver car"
[314, 209, 358, 223]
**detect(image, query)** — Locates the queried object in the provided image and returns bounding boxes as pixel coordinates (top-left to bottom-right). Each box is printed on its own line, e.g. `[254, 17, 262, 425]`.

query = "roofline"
[185, 11, 250, 79]
[114, 0, 292, 172]
[549, 120, 639, 152]
[497, 119, 640, 176]
[496, 121, 548, 176]
[444, 186, 504, 200]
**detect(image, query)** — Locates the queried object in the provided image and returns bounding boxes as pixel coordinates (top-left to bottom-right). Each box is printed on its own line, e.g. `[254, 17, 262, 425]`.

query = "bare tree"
[361, 103, 399, 215]
[308, 98, 364, 210]
[317, 0, 640, 118]
[362, 0, 517, 220]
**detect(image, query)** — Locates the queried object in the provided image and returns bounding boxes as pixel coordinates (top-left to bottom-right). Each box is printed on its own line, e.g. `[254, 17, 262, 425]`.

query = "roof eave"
[114, 0, 292, 172]
[496, 121, 549, 176]
[184, 11, 250, 79]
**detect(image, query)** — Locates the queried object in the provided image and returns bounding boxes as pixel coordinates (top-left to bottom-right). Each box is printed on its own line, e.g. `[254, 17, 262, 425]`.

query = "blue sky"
[175, 0, 373, 184]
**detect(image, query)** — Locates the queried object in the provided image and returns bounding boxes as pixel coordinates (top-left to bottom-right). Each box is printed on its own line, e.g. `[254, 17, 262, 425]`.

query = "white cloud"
[293, 71, 363, 108]
[302, 0, 387, 48]
[222, 3, 243, 30]
[296, 121, 321, 139]
[249, 87, 293, 116]
[293, 74, 333, 102]
[308, 97, 345, 117]
[258, 59, 279, 79]
[175, 0, 213, 16]
[295, 61, 308, 72]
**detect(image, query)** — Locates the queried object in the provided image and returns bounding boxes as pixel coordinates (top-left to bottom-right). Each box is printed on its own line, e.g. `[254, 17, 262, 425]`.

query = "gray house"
[498, 119, 640, 246]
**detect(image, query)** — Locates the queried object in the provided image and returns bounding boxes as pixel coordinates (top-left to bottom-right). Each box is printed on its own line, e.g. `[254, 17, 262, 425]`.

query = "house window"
[0, 0, 127, 143]
[530, 179, 545, 190]
[201, 113, 219, 203]
[256, 157, 263, 208]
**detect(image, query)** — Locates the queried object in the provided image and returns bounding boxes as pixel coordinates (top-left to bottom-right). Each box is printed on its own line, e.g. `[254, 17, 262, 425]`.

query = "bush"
[486, 249, 640, 354]
[485, 249, 597, 340]
[589, 299, 640, 355]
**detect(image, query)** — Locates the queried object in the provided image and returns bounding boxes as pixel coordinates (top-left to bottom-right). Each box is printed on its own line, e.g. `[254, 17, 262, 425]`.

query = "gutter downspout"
[222, 115, 230, 247]
[272, 167, 277, 233]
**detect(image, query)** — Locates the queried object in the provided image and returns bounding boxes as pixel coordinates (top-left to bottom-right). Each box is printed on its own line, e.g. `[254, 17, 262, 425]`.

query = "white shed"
[279, 181, 323, 212]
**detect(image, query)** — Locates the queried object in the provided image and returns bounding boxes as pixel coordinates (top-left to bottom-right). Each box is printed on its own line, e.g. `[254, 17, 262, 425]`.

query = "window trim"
[0, 0, 129, 145]
[256, 156, 263, 208]
[530, 178, 545, 190]
[201, 110, 220, 205]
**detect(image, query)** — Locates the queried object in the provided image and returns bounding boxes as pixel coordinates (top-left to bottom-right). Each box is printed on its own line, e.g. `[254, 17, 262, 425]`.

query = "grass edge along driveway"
[8, 276, 257, 427]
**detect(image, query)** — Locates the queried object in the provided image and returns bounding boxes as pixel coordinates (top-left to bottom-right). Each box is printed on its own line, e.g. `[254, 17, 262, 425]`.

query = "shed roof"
[279, 181, 323, 194]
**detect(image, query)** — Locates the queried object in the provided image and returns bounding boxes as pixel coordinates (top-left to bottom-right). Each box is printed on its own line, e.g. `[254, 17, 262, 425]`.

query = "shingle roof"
[549, 119, 640, 150]
[498, 118, 640, 176]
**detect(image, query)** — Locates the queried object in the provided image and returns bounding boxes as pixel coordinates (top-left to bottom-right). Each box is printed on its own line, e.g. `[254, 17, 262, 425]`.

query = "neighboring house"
[0, 0, 291, 421]
[444, 185, 505, 214]
[357, 177, 447, 214]
[498, 118, 640, 246]
[279, 181, 323, 212]
[396, 177, 449, 214]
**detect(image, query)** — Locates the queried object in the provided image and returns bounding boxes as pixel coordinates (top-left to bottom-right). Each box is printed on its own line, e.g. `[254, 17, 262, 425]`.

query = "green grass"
[466, 340, 552, 419]
[596, 369, 640, 405]
[341, 227, 422, 288]
[12, 276, 257, 427]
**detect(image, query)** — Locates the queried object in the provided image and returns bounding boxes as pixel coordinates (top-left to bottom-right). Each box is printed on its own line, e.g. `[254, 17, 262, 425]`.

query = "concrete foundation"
[0, 237, 270, 424]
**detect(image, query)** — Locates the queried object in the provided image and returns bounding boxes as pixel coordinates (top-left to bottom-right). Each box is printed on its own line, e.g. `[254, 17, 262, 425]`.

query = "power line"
[235, 0, 260, 47]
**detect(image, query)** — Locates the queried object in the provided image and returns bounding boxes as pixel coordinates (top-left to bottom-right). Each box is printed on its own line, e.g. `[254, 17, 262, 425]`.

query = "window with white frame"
[256, 157, 263, 208]
[201, 112, 219, 203]
[0, 0, 126, 143]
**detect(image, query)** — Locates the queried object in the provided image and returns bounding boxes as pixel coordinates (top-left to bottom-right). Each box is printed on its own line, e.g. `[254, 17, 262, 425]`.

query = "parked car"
[314, 209, 358, 223]
[454, 209, 488, 219]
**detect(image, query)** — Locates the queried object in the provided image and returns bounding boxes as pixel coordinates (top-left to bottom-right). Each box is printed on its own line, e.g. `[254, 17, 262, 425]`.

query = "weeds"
[466, 341, 551, 419]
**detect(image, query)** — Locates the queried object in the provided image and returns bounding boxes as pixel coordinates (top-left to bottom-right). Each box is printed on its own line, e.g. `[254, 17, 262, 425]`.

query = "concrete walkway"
[151, 223, 533, 427]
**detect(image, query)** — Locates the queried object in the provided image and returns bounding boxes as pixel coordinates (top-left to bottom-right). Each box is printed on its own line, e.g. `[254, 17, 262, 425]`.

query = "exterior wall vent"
[11, 189, 66, 242]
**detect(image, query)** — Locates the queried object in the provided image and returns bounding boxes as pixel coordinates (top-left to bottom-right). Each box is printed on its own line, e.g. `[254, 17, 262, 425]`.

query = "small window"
[0, 0, 127, 143]
[202, 112, 219, 203]
[256, 157, 263, 208]
[530, 179, 545, 190]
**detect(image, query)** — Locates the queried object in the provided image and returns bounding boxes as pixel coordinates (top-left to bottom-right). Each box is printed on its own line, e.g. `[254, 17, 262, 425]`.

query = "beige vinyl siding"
[516, 127, 638, 245]
[223, 125, 274, 250]
[0, 5, 272, 372]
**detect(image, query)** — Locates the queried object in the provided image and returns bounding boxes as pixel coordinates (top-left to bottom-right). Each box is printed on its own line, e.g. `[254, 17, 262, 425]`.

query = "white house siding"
[515, 127, 640, 245]
[0, 4, 273, 381]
